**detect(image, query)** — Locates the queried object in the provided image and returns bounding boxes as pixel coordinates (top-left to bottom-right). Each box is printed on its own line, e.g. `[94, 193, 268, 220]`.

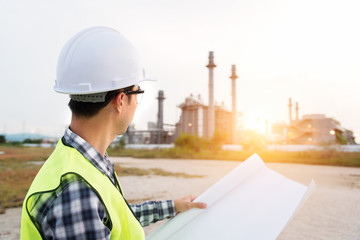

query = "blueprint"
[147, 153, 315, 240]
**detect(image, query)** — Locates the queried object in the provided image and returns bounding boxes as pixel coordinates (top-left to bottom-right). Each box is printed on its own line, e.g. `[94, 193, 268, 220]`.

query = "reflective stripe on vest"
[20, 139, 145, 240]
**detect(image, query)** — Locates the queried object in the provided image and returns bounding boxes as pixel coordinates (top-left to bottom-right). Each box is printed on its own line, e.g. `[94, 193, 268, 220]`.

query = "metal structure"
[157, 90, 165, 143]
[176, 94, 232, 143]
[286, 99, 355, 144]
[230, 65, 238, 144]
[126, 90, 175, 144]
[157, 90, 165, 130]
[288, 98, 293, 124]
[206, 52, 216, 139]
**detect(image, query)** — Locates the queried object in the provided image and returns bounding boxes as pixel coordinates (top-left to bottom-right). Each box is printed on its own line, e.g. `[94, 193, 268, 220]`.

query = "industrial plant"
[125, 51, 241, 144]
[125, 52, 356, 146]
[283, 98, 355, 145]
[174, 52, 240, 144]
[126, 90, 175, 144]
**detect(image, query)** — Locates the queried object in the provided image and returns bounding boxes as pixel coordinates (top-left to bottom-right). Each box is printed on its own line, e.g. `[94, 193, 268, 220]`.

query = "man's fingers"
[187, 195, 207, 209]
[174, 195, 207, 213]
[191, 201, 207, 209]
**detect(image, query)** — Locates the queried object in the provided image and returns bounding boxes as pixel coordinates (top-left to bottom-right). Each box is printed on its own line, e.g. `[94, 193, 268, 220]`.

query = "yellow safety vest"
[20, 138, 145, 240]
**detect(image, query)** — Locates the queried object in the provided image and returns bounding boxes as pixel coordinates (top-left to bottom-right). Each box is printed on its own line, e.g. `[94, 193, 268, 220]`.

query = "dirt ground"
[1, 157, 359, 239]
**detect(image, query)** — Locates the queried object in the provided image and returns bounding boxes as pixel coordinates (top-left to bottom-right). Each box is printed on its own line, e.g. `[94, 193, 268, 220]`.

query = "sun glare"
[243, 117, 267, 134]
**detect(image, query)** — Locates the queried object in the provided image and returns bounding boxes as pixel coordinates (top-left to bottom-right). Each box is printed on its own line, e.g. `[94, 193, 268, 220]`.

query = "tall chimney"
[288, 98, 293, 124]
[157, 90, 165, 143]
[230, 65, 238, 144]
[206, 51, 216, 139]
[295, 102, 299, 121]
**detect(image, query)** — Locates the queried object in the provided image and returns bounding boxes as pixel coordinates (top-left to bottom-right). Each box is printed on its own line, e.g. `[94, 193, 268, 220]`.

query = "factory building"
[285, 98, 355, 145]
[175, 94, 208, 138]
[175, 52, 239, 143]
[175, 94, 233, 141]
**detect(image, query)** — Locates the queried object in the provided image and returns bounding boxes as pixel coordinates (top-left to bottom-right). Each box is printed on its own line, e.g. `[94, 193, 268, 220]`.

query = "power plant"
[127, 50, 241, 145]
[125, 51, 356, 146]
[270, 99, 356, 145]
[175, 52, 239, 143]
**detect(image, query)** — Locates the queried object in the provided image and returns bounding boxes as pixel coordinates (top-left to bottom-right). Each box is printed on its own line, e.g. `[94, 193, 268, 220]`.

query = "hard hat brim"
[54, 77, 156, 95]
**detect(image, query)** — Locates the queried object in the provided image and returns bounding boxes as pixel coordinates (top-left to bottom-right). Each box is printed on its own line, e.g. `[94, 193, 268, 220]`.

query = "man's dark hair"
[68, 85, 134, 118]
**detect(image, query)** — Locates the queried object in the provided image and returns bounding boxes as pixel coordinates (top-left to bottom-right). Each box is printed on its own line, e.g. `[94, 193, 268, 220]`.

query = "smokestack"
[295, 102, 299, 121]
[230, 65, 238, 144]
[157, 90, 165, 144]
[288, 98, 293, 124]
[157, 90, 165, 130]
[206, 51, 216, 139]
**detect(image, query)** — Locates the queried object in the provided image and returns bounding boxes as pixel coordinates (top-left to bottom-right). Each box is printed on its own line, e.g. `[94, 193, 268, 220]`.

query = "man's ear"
[114, 92, 126, 112]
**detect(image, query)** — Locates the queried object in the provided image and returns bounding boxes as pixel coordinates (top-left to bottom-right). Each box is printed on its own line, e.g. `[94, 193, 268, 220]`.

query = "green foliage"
[115, 166, 150, 176]
[0, 135, 6, 144]
[114, 165, 203, 178]
[210, 130, 228, 151]
[108, 147, 360, 168]
[0, 145, 53, 209]
[174, 131, 227, 152]
[23, 138, 42, 144]
[112, 135, 126, 150]
[119, 136, 126, 148]
[108, 147, 197, 159]
[150, 168, 202, 178]
[8, 141, 21, 146]
[335, 132, 348, 145]
[174, 133, 209, 152]
[241, 130, 268, 152]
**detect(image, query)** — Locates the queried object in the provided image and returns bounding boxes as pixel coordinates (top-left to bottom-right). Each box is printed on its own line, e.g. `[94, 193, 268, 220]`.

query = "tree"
[335, 131, 348, 145]
[117, 136, 126, 149]
[175, 133, 208, 152]
[22, 138, 42, 144]
[0, 135, 6, 144]
[241, 130, 267, 151]
[210, 130, 228, 151]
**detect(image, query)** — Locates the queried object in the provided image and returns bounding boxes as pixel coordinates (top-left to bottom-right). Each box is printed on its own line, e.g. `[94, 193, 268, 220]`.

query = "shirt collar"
[63, 127, 115, 183]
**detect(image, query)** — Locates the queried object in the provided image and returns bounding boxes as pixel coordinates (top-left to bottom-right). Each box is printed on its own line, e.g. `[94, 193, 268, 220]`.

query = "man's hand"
[174, 195, 207, 214]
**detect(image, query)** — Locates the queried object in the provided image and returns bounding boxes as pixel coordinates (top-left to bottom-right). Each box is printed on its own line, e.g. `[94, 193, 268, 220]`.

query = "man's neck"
[69, 114, 115, 157]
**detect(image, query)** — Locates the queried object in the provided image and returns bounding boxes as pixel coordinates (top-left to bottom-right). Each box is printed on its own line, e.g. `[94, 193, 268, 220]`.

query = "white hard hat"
[54, 26, 151, 96]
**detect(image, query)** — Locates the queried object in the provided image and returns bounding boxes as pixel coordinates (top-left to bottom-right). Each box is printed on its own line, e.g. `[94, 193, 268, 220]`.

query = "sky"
[0, 0, 359, 141]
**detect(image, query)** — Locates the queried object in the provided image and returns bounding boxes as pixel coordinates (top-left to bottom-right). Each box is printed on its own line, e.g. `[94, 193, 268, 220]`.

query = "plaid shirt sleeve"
[41, 181, 111, 240]
[130, 200, 176, 227]
[41, 181, 176, 239]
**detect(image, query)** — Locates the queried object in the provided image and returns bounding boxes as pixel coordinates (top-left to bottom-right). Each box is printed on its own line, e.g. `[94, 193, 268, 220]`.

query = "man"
[21, 26, 206, 240]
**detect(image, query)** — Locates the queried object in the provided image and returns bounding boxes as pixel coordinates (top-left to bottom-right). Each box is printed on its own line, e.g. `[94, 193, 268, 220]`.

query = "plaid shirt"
[37, 128, 176, 240]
